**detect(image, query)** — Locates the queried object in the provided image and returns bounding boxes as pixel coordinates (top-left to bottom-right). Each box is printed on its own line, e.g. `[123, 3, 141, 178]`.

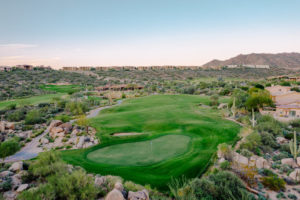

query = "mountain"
[202, 53, 300, 69]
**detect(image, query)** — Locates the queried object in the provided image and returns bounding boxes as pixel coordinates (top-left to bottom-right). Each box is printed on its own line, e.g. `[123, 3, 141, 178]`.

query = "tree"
[245, 89, 273, 111]
[0, 139, 20, 161]
[77, 115, 90, 134]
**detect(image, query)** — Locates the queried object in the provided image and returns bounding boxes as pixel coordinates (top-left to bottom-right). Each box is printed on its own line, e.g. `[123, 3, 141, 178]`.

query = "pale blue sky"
[0, 0, 299, 67]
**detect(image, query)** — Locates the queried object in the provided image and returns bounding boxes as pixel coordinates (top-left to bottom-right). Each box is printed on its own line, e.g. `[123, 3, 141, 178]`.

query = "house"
[0, 66, 12, 72]
[265, 85, 300, 120]
[15, 65, 33, 70]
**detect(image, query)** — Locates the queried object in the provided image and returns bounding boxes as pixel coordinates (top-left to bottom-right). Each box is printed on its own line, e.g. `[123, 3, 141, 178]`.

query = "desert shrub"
[240, 149, 253, 158]
[258, 168, 276, 177]
[54, 114, 71, 123]
[7, 108, 26, 122]
[256, 115, 284, 136]
[218, 143, 233, 161]
[124, 181, 144, 192]
[25, 109, 45, 125]
[234, 165, 258, 187]
[239, 131, 262, 154]
[0, 177, 12, 192]
[261, 175, 286, 191]
[18, 183, 56, 200]
[261, 132, 278, 148]
[168, 177, 194, 200]
[272, 151, 290, 161]
[6, 103, 17, 110]
[65, 101, 88, 115]
[220, 160, 231, 170]
[47, 169, 97, 200]
[288, 194, 297, 200]
[29, 150, 67, 178]
[209, 94, 219, 106]
[0, 138, 20, 160]
[191, 171, 254, 200]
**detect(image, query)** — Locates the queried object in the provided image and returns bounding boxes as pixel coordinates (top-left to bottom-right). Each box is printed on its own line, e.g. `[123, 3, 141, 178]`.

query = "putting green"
[62, 95, 240, 189]
[87, 135, 191, 166]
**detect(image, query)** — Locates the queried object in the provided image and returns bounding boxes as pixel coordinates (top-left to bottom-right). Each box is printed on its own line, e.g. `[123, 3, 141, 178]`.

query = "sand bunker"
[112, 132, 144, 137]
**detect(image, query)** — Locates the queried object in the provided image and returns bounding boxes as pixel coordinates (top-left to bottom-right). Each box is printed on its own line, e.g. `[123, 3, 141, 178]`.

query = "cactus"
[289, 131, 300, 161]
[231, 97, 236, 118]
[250, 108, 257, 128]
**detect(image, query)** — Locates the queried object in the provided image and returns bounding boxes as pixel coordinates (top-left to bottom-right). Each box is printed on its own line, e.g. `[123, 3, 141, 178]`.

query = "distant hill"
[202, 53, 300, 69]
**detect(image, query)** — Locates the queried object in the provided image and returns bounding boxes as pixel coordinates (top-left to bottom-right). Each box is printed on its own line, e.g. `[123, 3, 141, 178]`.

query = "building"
[0, 66, 12, 72]
[265, 85, 300, 120]
[15, 65, 33, 70]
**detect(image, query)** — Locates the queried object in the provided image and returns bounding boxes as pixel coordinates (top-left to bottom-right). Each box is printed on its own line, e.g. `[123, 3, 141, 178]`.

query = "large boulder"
[0, 121, 5, 132]
[49, 120, 63, 130]
[94, 175, 107, 187]
[9, 161, 23, 172]
[17, 184, 29, 192]
[276, 137, 288, 144]
[105, 189, 125, 200]
[5, 122, 15, 130]
[53, 137, 64, 148]
[3, 191, 17, 200]
[250, 156, 270, 169]
[128, 189, 149, 200]
[233, 152, 248, 166]
[71, 129, 80, 137]
[289, 169, 300, 181]
[281, 158, 298, 168]
[50, 127, 64, 138]
[40, 137, 49, 144]
[18, 130, 32, 139]
[297, 157, 300, 166]
[11, 174, 22, 188]
[114, 182, 124, 192]
[0, 170, 13, 178]
[59, 123, 73, 134]
[76, 136, 85, 148]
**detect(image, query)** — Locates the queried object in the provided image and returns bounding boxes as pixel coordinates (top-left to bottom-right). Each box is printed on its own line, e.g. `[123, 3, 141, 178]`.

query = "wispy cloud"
[0, 43, 38, 49]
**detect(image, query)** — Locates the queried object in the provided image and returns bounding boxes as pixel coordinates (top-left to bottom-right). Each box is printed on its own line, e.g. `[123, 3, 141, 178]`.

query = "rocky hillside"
[202, 52, 300, 69]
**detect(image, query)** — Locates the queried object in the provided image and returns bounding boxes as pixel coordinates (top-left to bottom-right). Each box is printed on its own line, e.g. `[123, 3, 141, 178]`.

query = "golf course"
[61, 95, 241, 189]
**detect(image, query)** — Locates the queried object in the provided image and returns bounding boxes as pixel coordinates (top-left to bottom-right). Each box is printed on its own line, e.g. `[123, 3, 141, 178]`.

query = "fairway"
[0, 93, 67, 110]
[62, 95, 240, 189]
[87, 135, 191, 166]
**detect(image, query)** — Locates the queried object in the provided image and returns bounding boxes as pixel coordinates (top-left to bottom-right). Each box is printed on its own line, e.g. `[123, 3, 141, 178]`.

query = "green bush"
[54, 114, 71, 123]
[240, 132, 262, 153]
[220, 161, 231, 170]
[25, 109, 45, 125]
[7, 108, 26, 122]
[261, 175, 286, 191]
[191, 171, 255, 200]
[0, 139, 20, 160]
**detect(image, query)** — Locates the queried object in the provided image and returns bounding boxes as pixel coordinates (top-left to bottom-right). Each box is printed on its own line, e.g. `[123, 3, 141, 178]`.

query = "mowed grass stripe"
[87, 135, 191, 166]
[61, 95, 240, 189]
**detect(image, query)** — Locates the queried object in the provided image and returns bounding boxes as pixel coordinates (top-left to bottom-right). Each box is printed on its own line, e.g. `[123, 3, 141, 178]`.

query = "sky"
[0, 0, 300, 68]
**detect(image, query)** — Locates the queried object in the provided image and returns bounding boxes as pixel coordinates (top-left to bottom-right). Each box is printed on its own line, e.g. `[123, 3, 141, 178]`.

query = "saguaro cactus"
[290, 131, 300, 161]
[250, 108, 257, 128]
[231, 97, 236, 118]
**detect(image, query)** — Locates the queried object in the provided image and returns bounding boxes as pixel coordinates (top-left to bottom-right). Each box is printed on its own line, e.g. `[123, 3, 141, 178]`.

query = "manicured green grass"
[61, 95, 240, 189]
[87, 135, 191, 166]
[0, 93, 67, 110]
[40, 84, 83, 93]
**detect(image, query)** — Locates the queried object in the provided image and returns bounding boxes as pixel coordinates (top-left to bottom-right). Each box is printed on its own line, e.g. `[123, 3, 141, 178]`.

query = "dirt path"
[2, 100, 123, 163]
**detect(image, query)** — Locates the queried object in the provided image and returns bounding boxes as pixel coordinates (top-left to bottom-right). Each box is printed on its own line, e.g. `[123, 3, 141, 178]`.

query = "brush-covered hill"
[202, 52, 300, 69]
